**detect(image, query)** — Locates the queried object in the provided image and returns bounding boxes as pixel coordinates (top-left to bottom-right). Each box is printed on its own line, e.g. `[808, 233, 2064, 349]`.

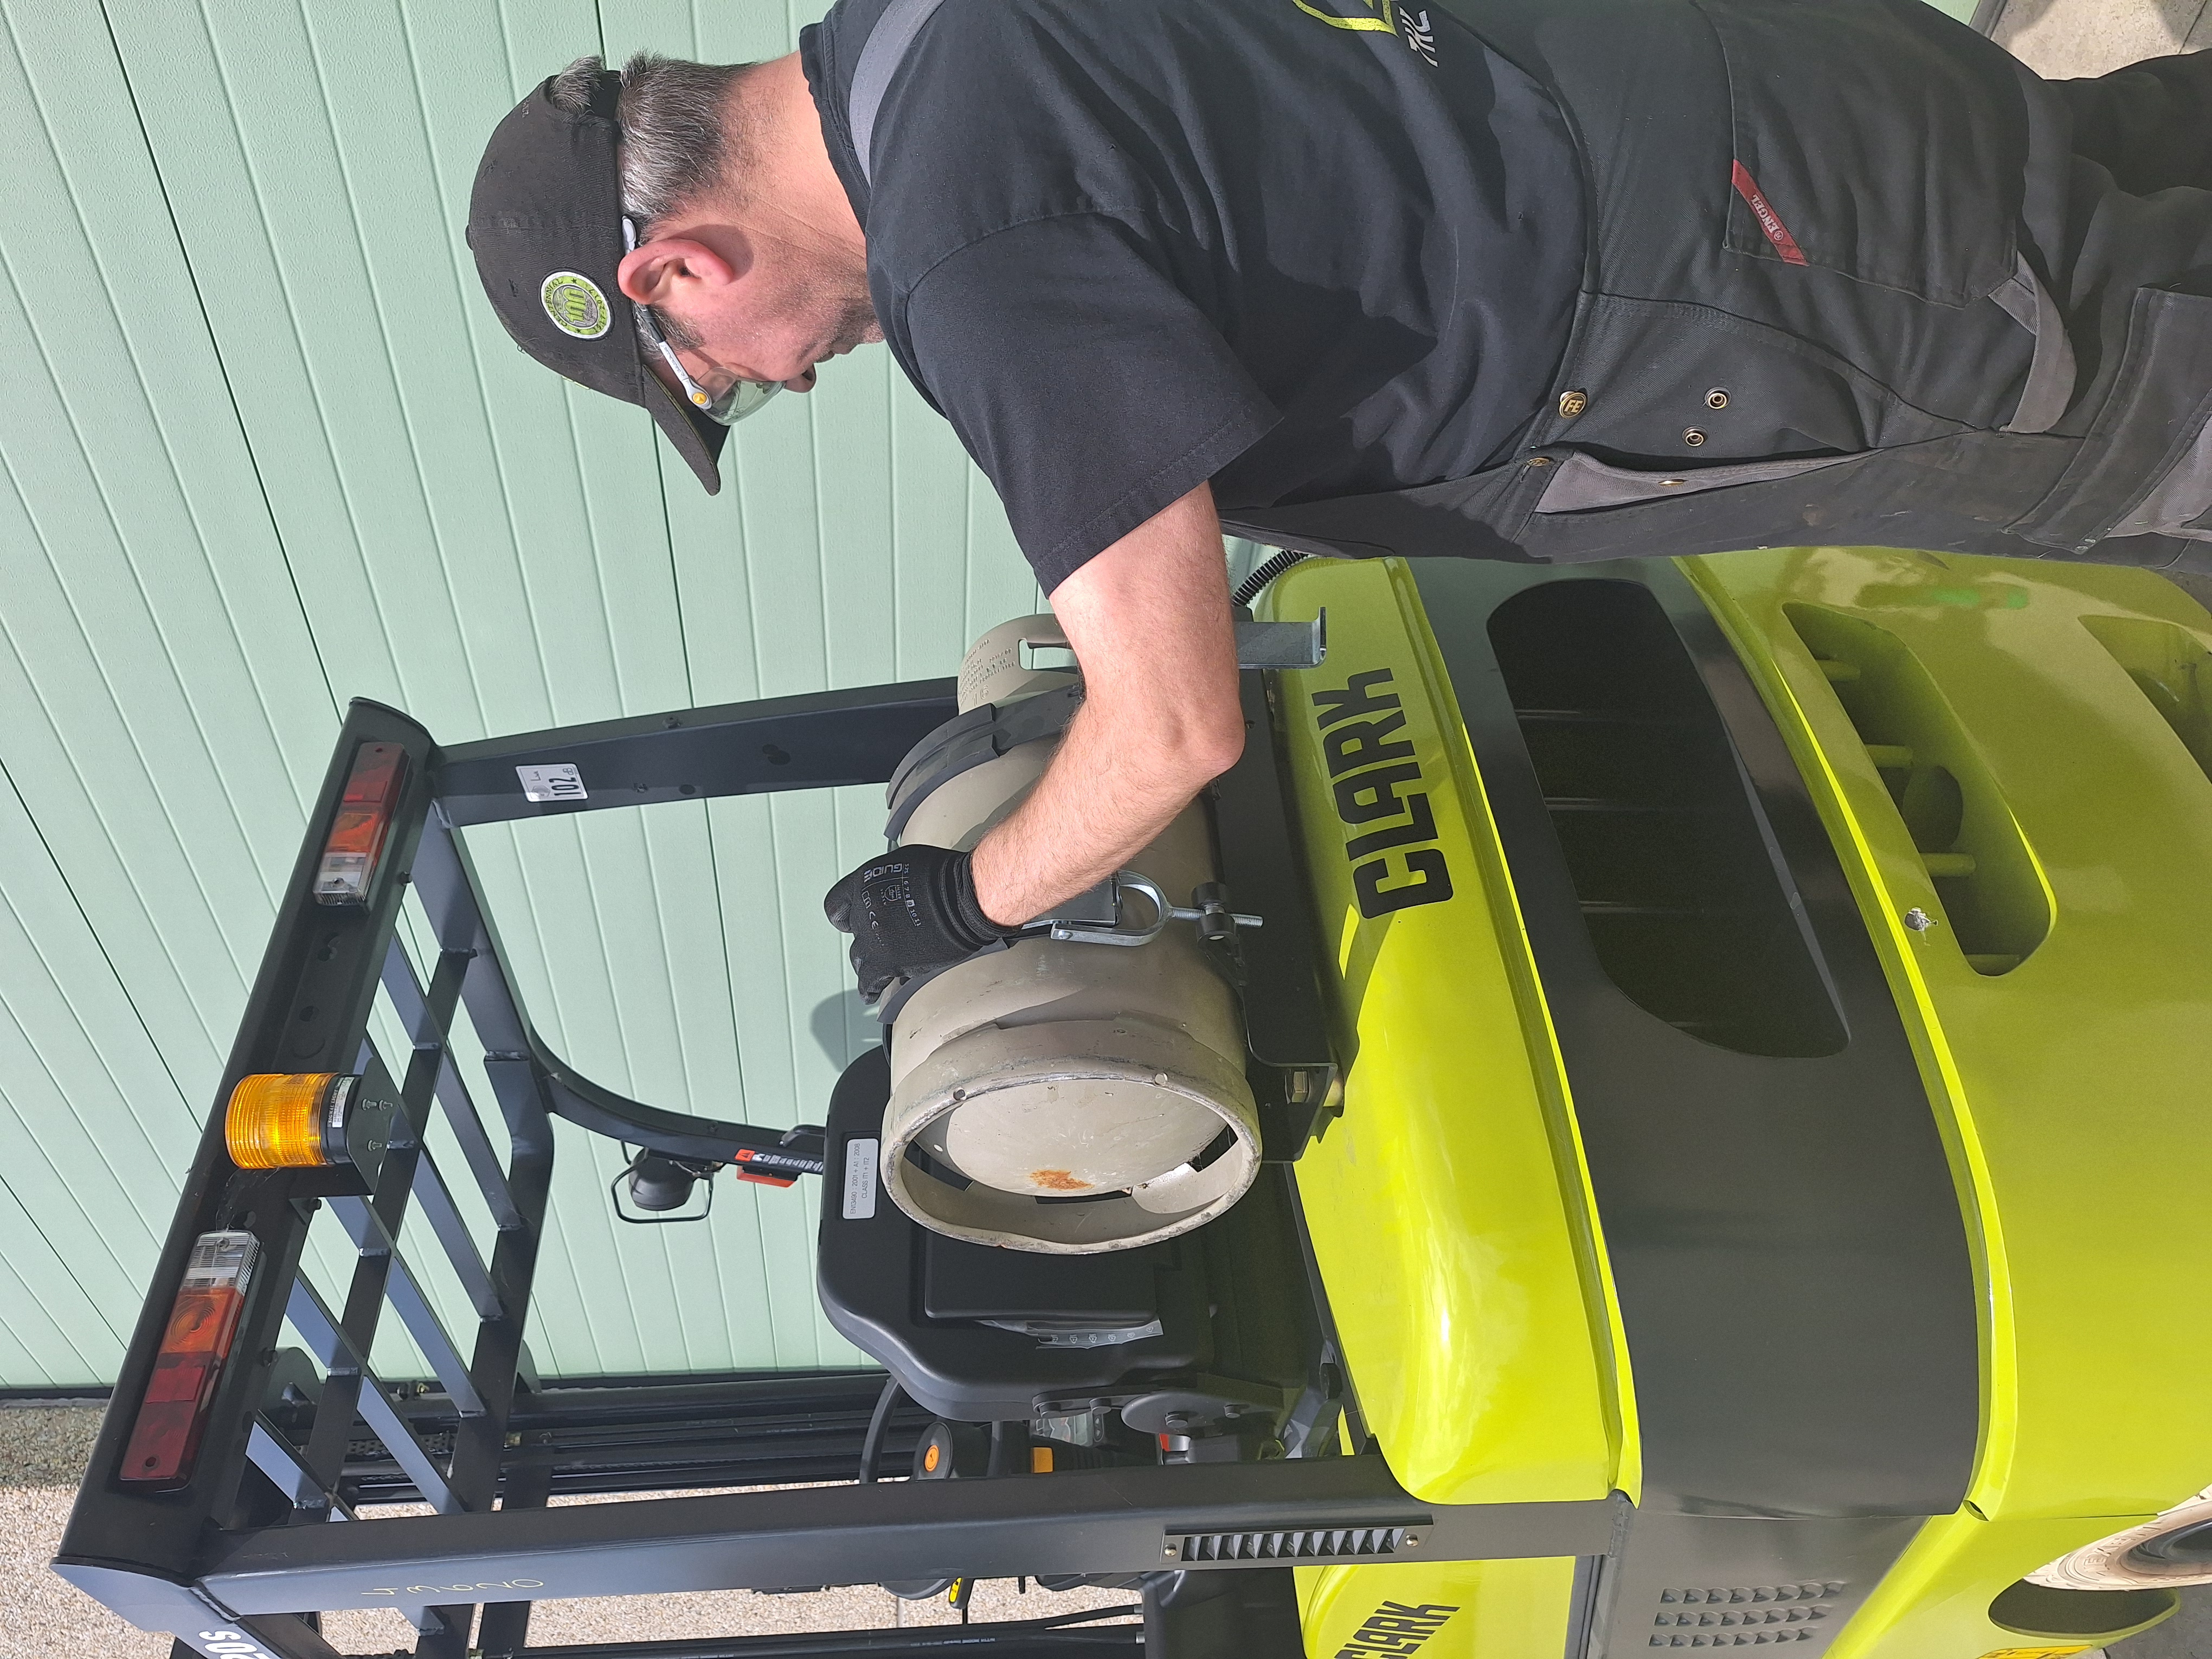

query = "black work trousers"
[1225, 20, 2212, 574]
[2057, 48, 2212, 197]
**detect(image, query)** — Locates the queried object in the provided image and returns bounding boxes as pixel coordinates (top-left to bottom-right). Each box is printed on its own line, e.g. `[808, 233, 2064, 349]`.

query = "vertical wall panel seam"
[749, 805, 793, 1358]
[394, 0, 550, 728]
[658, 484, 693, 710]
[0, 1165, 121, 1372]
[291, 0, 492, 737]
[962, 466, 977, 641]
[711, 452, 769, 1123]
[806, 377, 833, 695]
[736, 453, 775, 704]
[635, 819, 704, 1373]
[536, 814, 647, 1362]
[580, 437, 641, 718]
[183, 0, 415, 713]
[0, 819, 187, 1216]
[492, 0, 523, 99]
[555, 388, 606, 727]
[889, 364, 904, 682]
[0, 280, 255, 983]
[0, 48, 275, 966]
[0, 1065, 161, 1309]
[530, 1168, 609, 1376]
[495, 822, 579, 1059]
[569, 820, 655, 1362]
[0, 900, 174, 1281]
[0, 439, 250, 1033]
[0, 746, 198, 1134]
[635, 819, 700, 1114]
[83, 0, 346, 750]
[0, 7, 314, 870]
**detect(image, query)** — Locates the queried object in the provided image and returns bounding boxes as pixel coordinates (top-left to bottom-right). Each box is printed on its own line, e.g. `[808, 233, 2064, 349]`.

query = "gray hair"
[549, 52, 757, 232]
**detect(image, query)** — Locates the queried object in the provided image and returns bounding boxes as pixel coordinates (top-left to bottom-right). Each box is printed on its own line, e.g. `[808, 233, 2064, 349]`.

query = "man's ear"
[616, 236, 740, 308]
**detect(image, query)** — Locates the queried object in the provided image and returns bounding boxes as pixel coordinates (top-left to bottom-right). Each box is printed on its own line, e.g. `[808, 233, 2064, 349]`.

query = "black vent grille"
[1487, 580, 1845, 1058]
[1168, 1524, 1414, 1563]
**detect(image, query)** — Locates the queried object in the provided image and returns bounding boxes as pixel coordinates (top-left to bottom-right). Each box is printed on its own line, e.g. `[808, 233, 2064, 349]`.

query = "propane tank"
[877, 615, 1261, 1253]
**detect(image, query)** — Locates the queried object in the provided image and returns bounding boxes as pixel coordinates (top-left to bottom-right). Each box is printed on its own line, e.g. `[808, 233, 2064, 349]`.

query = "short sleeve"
[895, 214, 1281, 591]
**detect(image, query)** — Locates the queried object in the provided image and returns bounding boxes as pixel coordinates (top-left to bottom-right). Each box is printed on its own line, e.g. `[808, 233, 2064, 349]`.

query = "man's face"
[621, 228, 881, 400]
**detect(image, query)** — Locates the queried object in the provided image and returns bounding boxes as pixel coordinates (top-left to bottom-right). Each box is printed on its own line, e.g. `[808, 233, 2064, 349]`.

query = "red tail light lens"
[314, 742, 407, 906]
[731, 1149, 798, 1189]
[119, 1231, 259, 1490]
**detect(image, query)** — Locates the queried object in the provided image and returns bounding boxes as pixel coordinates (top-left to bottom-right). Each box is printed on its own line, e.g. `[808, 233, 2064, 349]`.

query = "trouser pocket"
[2015, 288, 2212, 552]
[1533, 450, 1860, 512]
[1690, 0, 2023, 304]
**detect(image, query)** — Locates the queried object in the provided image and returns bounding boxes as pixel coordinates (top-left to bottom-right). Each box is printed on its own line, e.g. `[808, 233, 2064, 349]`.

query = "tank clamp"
[1031, 872, 1262, 948]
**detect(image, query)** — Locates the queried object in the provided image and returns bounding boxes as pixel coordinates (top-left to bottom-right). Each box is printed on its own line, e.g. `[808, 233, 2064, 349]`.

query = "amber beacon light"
[226, 1071, 357, 1169]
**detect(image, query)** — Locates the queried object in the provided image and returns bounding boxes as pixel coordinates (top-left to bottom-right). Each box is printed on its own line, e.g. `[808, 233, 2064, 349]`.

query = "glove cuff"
[944, 851, 1020, 953]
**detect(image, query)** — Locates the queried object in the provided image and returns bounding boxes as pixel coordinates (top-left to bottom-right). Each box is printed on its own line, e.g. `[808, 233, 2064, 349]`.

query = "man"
[467, 0, 2212, 998]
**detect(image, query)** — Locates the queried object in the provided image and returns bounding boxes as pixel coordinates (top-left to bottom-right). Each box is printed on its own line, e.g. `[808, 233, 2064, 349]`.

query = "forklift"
[54, 547, 2212, 1658]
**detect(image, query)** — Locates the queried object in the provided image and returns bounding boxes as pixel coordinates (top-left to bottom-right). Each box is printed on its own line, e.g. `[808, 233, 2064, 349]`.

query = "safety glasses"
[623, 218, 782, 426]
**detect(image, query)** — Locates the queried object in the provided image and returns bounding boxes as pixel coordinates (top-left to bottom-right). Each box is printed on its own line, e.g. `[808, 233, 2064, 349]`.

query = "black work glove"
[823, 845, 1020, 1004]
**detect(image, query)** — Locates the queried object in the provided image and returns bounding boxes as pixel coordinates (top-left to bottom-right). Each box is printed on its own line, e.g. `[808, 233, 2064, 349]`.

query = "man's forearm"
[967, 483, 1245, 927]
[969, 692, 1231, 925]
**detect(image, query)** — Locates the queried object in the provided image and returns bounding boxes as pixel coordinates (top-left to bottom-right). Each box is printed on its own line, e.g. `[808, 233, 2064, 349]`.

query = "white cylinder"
[879, 615, 1260, 1253]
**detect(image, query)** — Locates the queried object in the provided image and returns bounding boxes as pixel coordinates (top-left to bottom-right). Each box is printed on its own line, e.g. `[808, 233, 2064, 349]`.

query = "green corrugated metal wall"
[0, 0, 1045, 1388]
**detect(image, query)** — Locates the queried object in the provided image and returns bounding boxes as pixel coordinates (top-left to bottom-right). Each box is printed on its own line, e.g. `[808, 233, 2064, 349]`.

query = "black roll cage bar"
[54, 674, 1615, 1659]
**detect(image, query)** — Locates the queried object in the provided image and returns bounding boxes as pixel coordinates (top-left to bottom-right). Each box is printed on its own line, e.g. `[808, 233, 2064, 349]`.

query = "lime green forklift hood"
[1264, 560, 1634, 1510]
[1258, 550, 2212, 1659]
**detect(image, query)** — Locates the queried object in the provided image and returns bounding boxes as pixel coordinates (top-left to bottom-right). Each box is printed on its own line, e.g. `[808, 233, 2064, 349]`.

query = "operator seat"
[815, 1046, 1309, 1425]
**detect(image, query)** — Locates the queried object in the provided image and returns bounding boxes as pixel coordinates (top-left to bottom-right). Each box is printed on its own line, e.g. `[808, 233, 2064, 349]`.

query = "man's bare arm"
[968, 482, 1245, 927]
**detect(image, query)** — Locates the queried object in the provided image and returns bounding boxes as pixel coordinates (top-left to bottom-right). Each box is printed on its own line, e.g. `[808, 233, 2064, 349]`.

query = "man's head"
[468, 50, 876, 492]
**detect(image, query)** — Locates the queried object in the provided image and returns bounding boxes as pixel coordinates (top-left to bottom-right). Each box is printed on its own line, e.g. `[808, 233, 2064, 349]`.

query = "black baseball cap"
[467, 69, 729, 493]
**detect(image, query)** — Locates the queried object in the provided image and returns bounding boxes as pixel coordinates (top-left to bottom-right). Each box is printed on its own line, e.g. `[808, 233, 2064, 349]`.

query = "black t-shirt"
[801, 0, 1584, 591]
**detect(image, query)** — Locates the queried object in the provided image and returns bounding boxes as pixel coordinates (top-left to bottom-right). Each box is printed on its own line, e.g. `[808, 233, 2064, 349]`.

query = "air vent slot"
[1168, 1524, 1415, 1563]
[2079, 613, 2212, 785]
[1487, 580, 1845, 1058]
[1784, 605, 2050, 975]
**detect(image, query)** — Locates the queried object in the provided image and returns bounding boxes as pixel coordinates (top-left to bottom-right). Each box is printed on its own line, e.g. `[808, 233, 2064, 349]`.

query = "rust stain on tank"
[1030, 1168, 1092, 1192]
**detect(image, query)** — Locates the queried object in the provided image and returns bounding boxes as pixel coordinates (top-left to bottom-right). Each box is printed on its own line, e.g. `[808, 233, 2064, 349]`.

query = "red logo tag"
[1731, 161, 1808, 266]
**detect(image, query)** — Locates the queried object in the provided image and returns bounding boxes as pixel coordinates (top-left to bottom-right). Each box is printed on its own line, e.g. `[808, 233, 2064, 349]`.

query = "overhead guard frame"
[52, 671, 1576, 1659]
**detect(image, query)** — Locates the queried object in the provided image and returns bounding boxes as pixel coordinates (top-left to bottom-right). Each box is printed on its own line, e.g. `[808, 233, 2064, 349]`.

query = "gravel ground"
[7, 1403, 1131, 1655]
[16, 1392, 2204, 1654]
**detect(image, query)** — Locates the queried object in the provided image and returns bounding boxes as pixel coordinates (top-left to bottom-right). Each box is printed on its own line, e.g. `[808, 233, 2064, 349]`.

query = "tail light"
[314, 741, 407, 905]
[119, 1231, 259, 1490]
[731, 1148, 798, 1188]
[226, 1071, 397, 1181]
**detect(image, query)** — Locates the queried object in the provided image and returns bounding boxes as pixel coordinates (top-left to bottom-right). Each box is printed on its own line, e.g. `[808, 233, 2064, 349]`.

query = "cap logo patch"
[541, 271, 612, 339]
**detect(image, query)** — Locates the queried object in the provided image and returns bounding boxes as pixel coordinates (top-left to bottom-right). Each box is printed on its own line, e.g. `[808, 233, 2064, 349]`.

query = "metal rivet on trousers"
[1683, 428, 1707, 447]
[1705, 388, 1729, 409]
[1526, 455, 1554, 468]
[1558, 389, 1589, 419]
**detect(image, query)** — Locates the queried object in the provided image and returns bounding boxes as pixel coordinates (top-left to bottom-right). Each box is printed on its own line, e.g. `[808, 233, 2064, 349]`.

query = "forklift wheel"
[2030, 1487, 2212, 1589]
[882, 1577, 959, 1600]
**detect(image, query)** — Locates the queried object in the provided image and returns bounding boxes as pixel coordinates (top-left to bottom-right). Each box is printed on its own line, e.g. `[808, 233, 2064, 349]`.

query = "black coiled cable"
[1231, 548, 1307, 609]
